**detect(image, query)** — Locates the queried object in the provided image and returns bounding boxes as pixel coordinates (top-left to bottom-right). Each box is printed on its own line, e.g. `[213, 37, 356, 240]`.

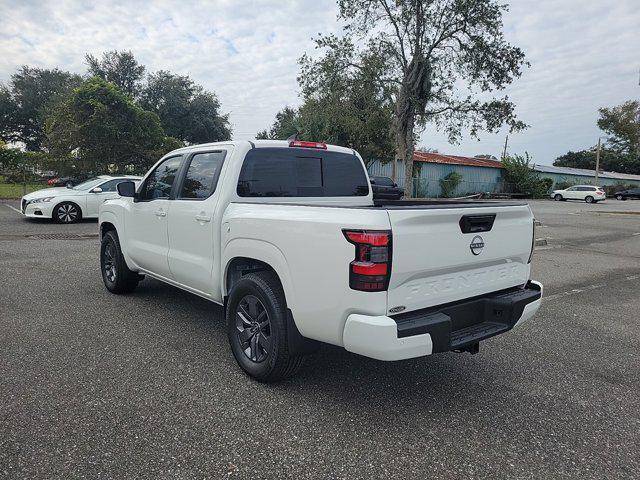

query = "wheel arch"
[222, 239, 295, 313]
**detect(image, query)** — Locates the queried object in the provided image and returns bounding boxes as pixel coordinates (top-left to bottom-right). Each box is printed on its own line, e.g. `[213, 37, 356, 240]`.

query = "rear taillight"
[343, 230, 392, 291]
[289, 140, 327, 149]
[528, 219, 536, 264]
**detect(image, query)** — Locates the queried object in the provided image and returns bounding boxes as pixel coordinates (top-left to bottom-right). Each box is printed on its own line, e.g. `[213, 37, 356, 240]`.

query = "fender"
[99, 204, 137, 270]
[222, 238, 297, 314]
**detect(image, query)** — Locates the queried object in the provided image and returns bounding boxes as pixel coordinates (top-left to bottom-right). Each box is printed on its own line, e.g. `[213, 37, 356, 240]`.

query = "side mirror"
[66, 182, 73, 188]
[393, 183, 398, 188]
[369, 178, 376, 184]
[117, 181, 136, 198]
[91, 187, 103, 193]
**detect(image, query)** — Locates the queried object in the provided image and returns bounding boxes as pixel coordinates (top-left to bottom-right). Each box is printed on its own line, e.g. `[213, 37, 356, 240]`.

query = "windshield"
[71, 178, 105, 190]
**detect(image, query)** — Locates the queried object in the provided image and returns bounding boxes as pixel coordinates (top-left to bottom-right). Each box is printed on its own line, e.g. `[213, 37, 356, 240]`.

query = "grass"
[0, 182, 48, 199]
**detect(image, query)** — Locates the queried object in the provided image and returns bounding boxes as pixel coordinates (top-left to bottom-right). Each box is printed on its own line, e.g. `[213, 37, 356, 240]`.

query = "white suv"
[551, 185, 606, 203]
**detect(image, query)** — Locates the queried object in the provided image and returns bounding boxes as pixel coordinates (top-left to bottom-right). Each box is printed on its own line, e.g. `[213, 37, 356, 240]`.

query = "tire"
[554, 194, 563, 201]
[585, 196, 594, 204]
[616, 195, 624, 201]
[100, 230, 140, 294]
[226, 271, 304, 382]
[53, 201, 82, 224]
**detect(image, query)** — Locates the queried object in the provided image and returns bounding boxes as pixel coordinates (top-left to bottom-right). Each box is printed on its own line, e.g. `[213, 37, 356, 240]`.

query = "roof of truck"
[169, 140, 356, 156]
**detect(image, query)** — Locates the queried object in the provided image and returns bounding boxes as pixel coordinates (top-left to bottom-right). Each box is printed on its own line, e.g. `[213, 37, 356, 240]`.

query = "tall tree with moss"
[299, 0, 528, 196]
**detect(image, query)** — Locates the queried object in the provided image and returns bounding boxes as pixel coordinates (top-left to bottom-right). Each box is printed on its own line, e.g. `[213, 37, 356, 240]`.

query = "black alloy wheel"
[55, 202, 81, 223]
[235, 295, 272, 362]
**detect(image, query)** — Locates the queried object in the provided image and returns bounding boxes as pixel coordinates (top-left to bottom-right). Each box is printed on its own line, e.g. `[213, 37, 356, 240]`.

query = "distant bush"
[502, 153, 551, 198]
[439, 171, 463, 197]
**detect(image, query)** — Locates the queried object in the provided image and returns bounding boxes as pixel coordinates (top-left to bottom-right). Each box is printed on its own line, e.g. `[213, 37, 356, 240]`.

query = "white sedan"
[551, 185, 606, 203]
[21, 175, 142, 223]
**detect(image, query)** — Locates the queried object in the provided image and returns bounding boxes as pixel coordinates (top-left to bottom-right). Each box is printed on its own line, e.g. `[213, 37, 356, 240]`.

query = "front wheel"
[226, 271, 304, 382]
[585, 196, 594, 204]
[100, 230, 140, 294]
[554, 194, 563, 201]
[53, 202, 81, 223]
[616, 195, 624, 201]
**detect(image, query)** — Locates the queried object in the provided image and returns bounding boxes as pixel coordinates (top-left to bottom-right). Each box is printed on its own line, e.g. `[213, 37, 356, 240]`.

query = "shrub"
[439, 171, 463, 197]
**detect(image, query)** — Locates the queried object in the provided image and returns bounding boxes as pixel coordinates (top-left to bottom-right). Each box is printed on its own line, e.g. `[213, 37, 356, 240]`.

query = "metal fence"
[410, 179, 518, 198]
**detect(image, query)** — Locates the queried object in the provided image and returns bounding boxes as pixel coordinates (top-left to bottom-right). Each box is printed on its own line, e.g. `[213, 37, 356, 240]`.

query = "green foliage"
[45, 77, 171, 173]
[597, 100, 640, 156]
[140, 71, 231, 144]
[502, 153, 549, 198]
[554, 148, 640, 174]
[0, 66, 82, 150]
[299, 0, 528, 196]
[439, 171, 463, 198]
[257, 85, 395, 166]
[554, 180, 576, 190]
[85, 50, 146, 98]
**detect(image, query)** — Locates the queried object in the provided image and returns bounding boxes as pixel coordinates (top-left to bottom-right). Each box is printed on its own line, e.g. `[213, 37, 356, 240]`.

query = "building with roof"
[368, 152, 507, 197]
[368, 152, 640, 197]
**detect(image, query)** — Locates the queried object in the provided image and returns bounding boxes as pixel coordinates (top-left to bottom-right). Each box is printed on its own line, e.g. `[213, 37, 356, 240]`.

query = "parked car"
[99, 140, 542, 382]
[370, 175, 404, 200]
[47, 175, 91, 187]
[551, 185, 606, 203]
[613, 188, 640, 201]
[21, 175, 142, 223]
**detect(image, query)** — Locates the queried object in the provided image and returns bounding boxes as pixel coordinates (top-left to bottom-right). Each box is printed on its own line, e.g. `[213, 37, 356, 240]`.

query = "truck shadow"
[132, 278, 515, 415]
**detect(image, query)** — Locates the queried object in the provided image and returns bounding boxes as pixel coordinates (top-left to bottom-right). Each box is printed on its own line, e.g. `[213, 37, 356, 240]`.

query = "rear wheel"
[616, 194, 624, 201]
[585, 196, 594, 203]
[554, 194, 563, 201]
[100, 230, 140, 294]
[226, 271, 304, 382]
[53, 202, 81, 223]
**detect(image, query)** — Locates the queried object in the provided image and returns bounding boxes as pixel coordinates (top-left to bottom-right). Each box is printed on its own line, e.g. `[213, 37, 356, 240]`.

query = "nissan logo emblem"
[470, 235, 485, 255]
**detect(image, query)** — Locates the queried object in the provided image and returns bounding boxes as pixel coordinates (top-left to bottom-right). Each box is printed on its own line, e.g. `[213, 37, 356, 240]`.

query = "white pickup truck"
[99, 140, 542, 382]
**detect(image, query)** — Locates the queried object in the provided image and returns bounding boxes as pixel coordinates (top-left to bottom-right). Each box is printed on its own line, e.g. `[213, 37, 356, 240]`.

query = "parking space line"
[4, 204, 22, 214]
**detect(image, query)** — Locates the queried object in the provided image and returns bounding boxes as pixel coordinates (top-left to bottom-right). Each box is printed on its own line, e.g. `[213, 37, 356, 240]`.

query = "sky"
[1, 0, 638, 165]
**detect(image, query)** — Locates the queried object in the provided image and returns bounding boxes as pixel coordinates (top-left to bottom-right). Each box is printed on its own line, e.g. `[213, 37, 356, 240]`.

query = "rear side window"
[237, 148, 369, 197]
[179, 151, 226, 199]
[139, 156, 182, 200]
[373, 176, 394, 186]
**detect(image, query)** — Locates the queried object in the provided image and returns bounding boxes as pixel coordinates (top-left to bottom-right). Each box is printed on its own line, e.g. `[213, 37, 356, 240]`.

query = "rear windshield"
[237, 147, 369, 197]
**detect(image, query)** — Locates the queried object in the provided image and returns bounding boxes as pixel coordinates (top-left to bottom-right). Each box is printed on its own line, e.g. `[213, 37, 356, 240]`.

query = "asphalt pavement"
[1, 199, 639, 479]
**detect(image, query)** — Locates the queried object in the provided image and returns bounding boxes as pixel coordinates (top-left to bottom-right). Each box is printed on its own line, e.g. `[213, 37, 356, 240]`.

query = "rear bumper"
[343, 280, 542, 361]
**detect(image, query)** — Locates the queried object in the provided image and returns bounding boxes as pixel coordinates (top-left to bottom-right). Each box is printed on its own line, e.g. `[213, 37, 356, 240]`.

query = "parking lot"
[1, 198, 639, 479]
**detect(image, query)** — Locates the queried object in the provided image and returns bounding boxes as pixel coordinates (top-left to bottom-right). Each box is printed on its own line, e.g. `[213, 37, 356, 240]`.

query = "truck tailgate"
[386, 204, 534, 314]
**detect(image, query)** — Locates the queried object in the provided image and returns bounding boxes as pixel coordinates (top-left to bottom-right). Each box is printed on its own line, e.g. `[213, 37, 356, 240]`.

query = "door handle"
[155, 209, 166, 217]
[195, 214, 211, 223]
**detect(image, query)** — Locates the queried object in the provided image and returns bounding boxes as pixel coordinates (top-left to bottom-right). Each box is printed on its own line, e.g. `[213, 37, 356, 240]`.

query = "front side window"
[237, 148, 369, 197]
[139, 156, 182, 201]
[99, 179, 125, 192]
[179, 151, 226, 199]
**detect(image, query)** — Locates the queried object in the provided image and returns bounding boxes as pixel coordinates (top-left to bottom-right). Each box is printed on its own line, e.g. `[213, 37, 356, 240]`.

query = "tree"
[85, 50, 145, 98]
[0, 67, 82, 150]
[45, 77, 173, 173]
[553, 148, 640, 174]
[503, 153, 549, 198]
[256, 106, 298, 140]
[140, 71, 231, 144]
[299, 0, 528, 196]
[258, 57, 396, 166]
[597, 100, 640, 156]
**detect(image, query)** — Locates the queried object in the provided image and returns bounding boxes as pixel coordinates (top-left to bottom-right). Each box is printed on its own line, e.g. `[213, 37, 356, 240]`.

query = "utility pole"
[501, 135, 509, 160]
[595, 137, 601, 185]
